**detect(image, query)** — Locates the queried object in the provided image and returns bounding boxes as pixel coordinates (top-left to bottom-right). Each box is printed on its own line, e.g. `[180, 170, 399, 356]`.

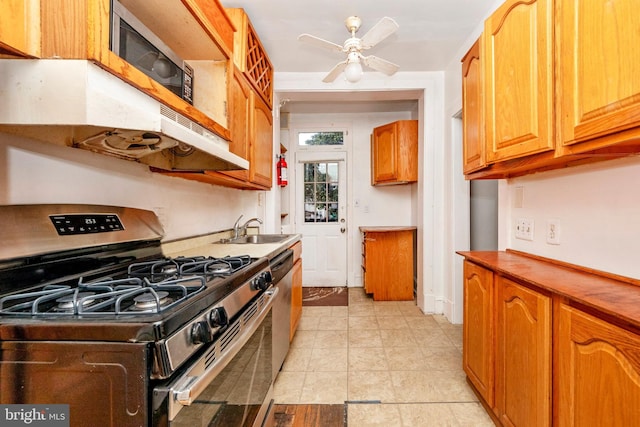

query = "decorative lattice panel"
[245, 25, 273, 107]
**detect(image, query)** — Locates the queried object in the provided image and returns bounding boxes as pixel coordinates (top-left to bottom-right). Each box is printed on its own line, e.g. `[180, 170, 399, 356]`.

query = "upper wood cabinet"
[556, 304, 640, 426]
[225, 8, 274, 108]
[371, 120, 418, 186]
[462, 260, 495, 408]
[555, 0, 640, 156]
[483, 0, 554, 163]
[0, 0, 40, 57]
[461, 38, 485, 174]
[164, 67, 273, 190]
[4, 0, 235, 141]
[496, 277, 551, 427]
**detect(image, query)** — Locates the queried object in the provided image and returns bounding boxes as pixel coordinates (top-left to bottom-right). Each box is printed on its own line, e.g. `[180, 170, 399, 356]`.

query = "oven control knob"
[208, 307, 228, 328]
[252, 271, 272, 291]
[190, 321, 212, 345]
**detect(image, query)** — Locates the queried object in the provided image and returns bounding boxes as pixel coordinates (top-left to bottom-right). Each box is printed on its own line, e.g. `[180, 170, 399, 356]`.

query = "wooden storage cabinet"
[371, 120, 418, 186]
[0, 0, 39, 57]
[289, 241, 303, 341]
[459, 250, 640, 426]
[556, 0, 640, 156]
[483, 0, 554, 163]
[556, 304, 640, 426]
[496, 277, 551, 427]
[462, 261, 495, 408]
[225, 8, 274, 108]
[461, 38, 485, 174]
[361, 227, 415, 301]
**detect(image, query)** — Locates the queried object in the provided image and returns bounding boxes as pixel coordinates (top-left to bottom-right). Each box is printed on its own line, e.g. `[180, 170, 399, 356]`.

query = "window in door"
[298, 131, 344, 146]
[303, 162, 339, 223]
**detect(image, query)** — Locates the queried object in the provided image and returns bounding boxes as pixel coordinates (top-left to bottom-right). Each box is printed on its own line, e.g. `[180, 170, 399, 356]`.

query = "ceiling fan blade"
[322, 60, 348, 83]
[362, 55, 400, 76]
[360, 17, 399, 49]
[298, 34, 344, 54]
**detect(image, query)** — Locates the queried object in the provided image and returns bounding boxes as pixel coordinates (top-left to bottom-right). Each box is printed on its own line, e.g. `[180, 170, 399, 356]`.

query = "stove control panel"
[49, 214, 124, 235]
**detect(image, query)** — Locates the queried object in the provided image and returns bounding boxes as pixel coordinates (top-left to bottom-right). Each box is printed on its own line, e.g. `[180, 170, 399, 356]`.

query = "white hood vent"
[0, 59, 249, 172]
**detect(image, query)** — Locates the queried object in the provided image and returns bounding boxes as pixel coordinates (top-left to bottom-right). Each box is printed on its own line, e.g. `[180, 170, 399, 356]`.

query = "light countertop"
[162, 233, 301, 260]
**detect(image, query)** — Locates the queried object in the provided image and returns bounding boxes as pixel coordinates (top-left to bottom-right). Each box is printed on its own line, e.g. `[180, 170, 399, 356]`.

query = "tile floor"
[273, 287, 495, 426]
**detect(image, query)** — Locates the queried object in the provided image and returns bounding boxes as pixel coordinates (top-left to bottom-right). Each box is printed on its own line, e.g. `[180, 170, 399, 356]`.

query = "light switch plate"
[515, 218, 534, 241]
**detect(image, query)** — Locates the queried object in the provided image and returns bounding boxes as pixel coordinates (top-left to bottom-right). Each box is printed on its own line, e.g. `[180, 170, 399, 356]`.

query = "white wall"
[500, 157, 640, 279]
[0, 133, 264, 241]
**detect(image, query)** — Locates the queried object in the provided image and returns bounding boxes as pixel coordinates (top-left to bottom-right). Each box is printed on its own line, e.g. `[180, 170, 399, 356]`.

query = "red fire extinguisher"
[277, 154, 288, 187]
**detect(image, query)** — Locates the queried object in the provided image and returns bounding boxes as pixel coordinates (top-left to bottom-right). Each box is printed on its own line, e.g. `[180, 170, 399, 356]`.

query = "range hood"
[0, 59, 249, 171]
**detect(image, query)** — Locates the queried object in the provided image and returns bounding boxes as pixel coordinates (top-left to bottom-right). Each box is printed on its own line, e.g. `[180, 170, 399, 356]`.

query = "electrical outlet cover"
[546, 219, 560, 245]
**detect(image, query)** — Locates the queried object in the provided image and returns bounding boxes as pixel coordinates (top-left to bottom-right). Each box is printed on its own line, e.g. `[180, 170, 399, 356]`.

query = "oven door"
[152, 287, 278, 427]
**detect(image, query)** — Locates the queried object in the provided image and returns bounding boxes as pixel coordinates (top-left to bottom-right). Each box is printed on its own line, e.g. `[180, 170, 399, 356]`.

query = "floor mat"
[302, 287, 348, 306]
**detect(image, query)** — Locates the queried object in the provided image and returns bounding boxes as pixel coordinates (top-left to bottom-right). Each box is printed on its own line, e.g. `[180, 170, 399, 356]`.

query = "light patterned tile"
[397, 403, 459, 427]
[297, 315, 320, 331]
[272, 371, 305, 404]
[317, 315, 348, 331]
[308, 347, 348, 372]
[302, 306, 333, 317]
[290, 329, 317, 348]
[421, 346, 464, 371]
[389, 370, 477, 403]
[376, 316, 410, 330]
[299, 371, 347, 404]
[280, 348, 312, 372]
[349, 303, 376, 316]
[315, 329, 348, 348]
[349, 315, 379, 330]
[348, 370, 396, 402]
[349, 347, 389, 371]
[373, 303, 402, 316]
[385, 346, 430, 371]
[450, 402, 495, 426]
[406, 316, 441, 330]
[411, 327, 456, 347]
[347, 403, 402, 427]
[348, 329, 383, 348]
[380, 328, 417, 348]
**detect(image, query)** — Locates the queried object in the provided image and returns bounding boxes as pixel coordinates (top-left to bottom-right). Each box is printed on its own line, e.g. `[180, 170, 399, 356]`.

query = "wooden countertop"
[359, 226, 417, 232]
[457, 250, 640, 332]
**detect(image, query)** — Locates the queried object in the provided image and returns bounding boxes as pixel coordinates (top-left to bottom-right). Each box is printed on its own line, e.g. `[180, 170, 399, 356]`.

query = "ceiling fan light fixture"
[344, 61, 363, 83]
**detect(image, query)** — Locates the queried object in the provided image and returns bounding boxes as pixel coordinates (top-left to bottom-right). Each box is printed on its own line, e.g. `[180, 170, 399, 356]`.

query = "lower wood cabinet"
[496, 277, 551, 427]
[556, 304, 640, 426]
[289, 241, 302, 341]
[460, 252, 640, 426]
[361, 227, 416, 301]
[462, 260, 495, 407]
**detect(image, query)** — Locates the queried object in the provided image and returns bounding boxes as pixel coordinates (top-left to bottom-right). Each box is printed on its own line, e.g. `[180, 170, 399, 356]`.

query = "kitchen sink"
[219, 234, 295, 244]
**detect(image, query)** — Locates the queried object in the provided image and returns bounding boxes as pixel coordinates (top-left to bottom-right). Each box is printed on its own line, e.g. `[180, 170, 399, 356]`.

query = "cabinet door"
[496, 277, 551, 427]
[0, 0, 39, 57]
[556, 0, 640, 155]
[556, 304, 640, 426]
[250, 94, 273, 188]
[462, 38, 485, 174]
[289, 257, 303, 342]
[371, 122, 399, 184]
[218, 67, 251, 182]
[463, 261, 495, 407]
[484, 0, 553, 163]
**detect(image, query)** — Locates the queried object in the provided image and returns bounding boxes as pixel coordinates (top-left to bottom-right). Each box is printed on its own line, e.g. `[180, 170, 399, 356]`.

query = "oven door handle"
[171, 287, 278, 409]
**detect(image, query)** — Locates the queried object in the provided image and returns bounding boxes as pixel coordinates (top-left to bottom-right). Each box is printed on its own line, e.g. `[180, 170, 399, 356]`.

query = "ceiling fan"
[298, 16, 400, 83]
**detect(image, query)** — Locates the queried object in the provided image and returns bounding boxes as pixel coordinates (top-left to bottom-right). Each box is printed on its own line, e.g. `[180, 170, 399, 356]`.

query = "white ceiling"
[220, 0, 497, 112]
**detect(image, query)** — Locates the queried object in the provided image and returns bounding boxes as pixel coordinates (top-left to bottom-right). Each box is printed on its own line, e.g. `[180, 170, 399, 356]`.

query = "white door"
[295, 151, 347, 286]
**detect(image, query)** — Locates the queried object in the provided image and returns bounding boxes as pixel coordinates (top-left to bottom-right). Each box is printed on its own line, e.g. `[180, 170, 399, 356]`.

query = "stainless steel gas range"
[0, 204, 277, 427]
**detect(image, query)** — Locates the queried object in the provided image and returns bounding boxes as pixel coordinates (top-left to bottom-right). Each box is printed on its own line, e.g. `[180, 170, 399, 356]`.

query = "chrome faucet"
[232, 215, 263, 239]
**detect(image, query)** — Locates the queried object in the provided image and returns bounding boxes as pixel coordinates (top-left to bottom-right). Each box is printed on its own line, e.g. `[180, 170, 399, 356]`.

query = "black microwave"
[110, 0, 193, 104]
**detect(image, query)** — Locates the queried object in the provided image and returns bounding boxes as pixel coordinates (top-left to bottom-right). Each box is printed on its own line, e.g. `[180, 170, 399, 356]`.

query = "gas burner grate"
[0, 276, 206, 316]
